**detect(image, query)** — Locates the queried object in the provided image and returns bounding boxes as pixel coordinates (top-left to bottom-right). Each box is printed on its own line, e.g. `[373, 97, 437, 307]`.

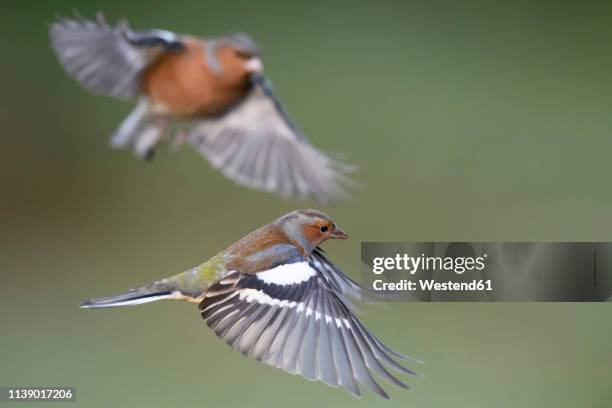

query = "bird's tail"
[80, 282, 177, 309]
[110, 98, 165, 160]
[81, 254, 227, 309]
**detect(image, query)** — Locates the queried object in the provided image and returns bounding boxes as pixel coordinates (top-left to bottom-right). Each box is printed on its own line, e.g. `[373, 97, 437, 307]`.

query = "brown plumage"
[225, 209, 345, 272]
[49, 13, 354, 202]
[225, 224, 300, 273]
[142, 38, 251, 116]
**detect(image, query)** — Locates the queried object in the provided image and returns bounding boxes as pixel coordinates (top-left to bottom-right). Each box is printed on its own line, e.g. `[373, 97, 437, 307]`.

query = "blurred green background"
[2, 0, 612, 406]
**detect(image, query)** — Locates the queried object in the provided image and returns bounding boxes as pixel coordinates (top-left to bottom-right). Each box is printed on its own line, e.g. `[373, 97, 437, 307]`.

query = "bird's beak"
[330, 225, 349, 240]
[245, 57, 264, 74]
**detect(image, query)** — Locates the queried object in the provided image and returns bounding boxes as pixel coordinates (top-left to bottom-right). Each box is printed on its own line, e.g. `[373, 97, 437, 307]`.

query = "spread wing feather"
[49, 13, 184, 99]
[188, 76, 355, 203]
[199, 261, 418, 398]
[312, 247, 415, 308]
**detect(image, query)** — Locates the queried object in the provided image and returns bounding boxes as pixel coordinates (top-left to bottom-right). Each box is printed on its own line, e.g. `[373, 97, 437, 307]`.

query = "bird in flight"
[49, 13, 353, 202]
[81, 209, 420, 398]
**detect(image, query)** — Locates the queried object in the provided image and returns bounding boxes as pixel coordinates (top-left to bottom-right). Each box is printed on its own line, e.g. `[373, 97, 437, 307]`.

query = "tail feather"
[80, 264, 220, 309]
[110, 98, 165, 160]
[80, 286, 176, 309]
[109, 98, 149, 149]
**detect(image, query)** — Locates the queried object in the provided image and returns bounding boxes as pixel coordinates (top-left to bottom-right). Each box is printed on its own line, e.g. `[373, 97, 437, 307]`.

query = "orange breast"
[141, 40, 249, 117]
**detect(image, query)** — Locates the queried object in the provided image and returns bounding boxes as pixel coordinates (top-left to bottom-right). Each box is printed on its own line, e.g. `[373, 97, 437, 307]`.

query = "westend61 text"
[373, 279, 493, 292]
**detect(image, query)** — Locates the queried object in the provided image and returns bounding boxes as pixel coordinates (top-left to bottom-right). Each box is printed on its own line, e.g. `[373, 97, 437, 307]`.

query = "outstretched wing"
[188, 75, 355, 203]
[311, 247, 370, 300]
[199, 260, 418, 398]
[49, 13, 184, 99]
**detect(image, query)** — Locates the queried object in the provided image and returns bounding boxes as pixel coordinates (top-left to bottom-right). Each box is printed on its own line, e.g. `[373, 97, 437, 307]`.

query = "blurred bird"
[81, 209, 420, 398]
[49, 13, 353, 202]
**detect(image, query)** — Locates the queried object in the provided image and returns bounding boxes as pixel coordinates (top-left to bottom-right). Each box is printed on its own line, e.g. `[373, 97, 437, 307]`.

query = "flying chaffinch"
[81, 209, 420, 398]
[49, 13, 353, 202]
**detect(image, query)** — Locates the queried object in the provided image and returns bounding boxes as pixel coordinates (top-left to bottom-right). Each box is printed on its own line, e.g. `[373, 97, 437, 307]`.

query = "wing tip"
[187, 84, 359, 203]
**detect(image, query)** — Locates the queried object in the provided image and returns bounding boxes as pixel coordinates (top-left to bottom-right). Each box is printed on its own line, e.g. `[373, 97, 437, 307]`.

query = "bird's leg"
[143, 148, 156, 162]
[172, 125, 189, 152]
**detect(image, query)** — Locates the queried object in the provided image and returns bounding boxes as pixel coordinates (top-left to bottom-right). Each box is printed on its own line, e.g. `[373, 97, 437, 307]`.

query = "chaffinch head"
[81, 209, 420, 398]
[50, 13, 354, 202]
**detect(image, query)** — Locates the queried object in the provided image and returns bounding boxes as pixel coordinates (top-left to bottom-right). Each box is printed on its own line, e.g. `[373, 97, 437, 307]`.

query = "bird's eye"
[320, 225, 329, 233]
